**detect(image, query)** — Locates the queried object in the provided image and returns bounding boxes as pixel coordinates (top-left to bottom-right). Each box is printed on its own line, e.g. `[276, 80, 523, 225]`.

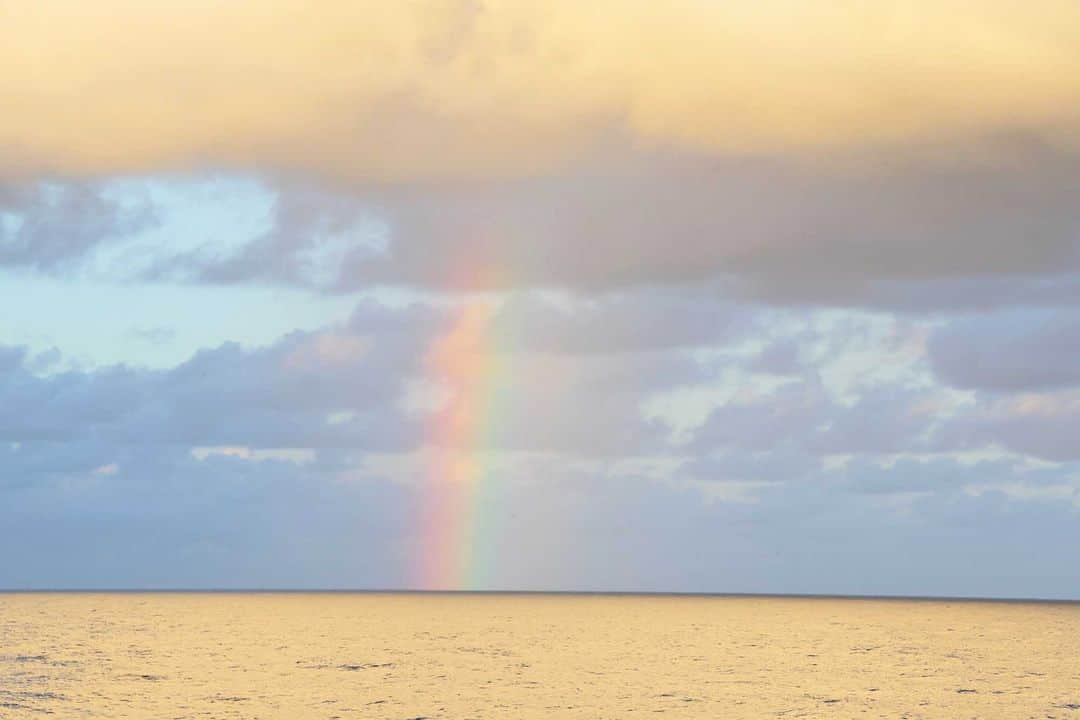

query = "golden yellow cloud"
[3, 0, 1079, 180]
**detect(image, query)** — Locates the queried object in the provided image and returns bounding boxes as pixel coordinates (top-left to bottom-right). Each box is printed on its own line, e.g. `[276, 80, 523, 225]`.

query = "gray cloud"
[491, 292, 756, 354]
[8, 296, 1065, 467]
[125, 139, 1080, 314]
[0, 182, 155, 271]
[3, 0, 1079, 596]
[686, 448, 1076, 496]
[4, 139, 1079, 319]
[692, 377, 939, 457]
[750, 338, 803, 376]
[0, 310, 422, 451]
[151, 182, 382, 288]
[929, 310, 1080, 391]
[4, 443, 1076, 595]
[2, 295, 1078, 593]
[0, 444, 413, 589]
[0, 293, 740, 458]
[937, 391, 1080, 462]
[357, 141, 1080, 307]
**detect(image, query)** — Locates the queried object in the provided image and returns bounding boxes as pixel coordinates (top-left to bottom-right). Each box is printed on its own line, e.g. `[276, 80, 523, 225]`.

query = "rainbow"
[415, 299, 506, 590]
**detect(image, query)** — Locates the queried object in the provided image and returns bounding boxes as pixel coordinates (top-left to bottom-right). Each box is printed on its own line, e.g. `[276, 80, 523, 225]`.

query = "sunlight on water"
[1, 593, 1078, 719]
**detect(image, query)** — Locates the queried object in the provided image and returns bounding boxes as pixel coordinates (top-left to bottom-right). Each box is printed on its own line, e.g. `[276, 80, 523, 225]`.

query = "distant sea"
[2, 592, 1077, 718]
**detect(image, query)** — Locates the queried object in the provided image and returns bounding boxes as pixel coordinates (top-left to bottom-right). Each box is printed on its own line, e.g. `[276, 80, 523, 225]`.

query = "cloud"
[151, 182, 385, 288]
[122, 142, 1080, 311]
[4, 295, 1065, 465]
[0, 182, 155, 271]
[929, 310, 1080, 390]
[2, 294, 1078, 592]
[5, 443, 1076, 594]
[0, 444, 414, 588]
[4, 0, 1079, 595]
[4, 1, 1080, 182]
[685, 447, 1077, 496]
[357, 143, 1080, 296]
[938, 391, 1080, 461]
[750, 338, 803, 376]
[830, 455, 1070, 496]
[2, 2, 1078, 314]
[491, 292, 755, 354]
[0, 310, 422, 451]
[691, 376, 941, 456]
[0, 293, 744, 457]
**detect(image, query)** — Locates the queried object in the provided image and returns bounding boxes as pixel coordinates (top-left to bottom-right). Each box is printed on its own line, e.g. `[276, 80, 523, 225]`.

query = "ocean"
[1, 592, 1077, 718]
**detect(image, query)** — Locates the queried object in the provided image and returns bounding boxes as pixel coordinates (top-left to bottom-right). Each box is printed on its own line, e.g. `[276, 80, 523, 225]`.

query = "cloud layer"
[2, 291, 1079, 592]
[4, 0, 1080, 181]
[3, 1, 1079, 593]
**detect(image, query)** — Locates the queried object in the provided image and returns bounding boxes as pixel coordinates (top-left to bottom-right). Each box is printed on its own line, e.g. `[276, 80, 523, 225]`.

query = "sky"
[1, 0, 1079, 597]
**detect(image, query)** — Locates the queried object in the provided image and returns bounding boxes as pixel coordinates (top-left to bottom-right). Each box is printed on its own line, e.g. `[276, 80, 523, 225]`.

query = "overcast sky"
[2, 0, 1079, 597]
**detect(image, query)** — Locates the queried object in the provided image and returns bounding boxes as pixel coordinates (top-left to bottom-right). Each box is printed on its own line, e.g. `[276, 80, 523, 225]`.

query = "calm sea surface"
[1, 593, 1077, 718]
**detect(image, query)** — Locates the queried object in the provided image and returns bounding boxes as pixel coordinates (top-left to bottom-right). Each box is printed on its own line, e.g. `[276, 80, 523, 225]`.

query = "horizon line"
[1, 589, 1077, 604]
